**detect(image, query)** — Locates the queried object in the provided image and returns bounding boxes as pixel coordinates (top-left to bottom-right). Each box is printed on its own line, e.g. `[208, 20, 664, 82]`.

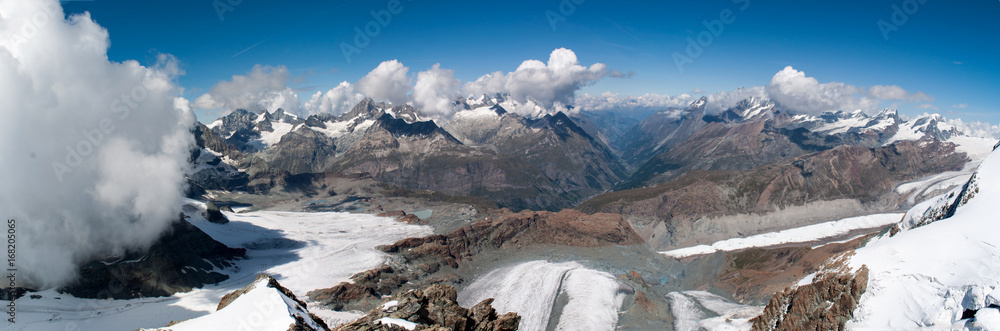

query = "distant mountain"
[190, 94, 993, 223]
[579, 139, 969, 250]
[194, 97, 626, 211]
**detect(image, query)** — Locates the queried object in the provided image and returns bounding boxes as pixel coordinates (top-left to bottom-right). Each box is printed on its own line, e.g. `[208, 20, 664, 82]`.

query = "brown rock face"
[380, 209, 643, 266]
[749, 255, 869, 331]
[309, 209, 643, 310]
[335, 284, 519, 331]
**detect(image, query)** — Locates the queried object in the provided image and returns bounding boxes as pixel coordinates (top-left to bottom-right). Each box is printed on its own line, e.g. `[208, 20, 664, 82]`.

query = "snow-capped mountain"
[196, 97, 625, 211]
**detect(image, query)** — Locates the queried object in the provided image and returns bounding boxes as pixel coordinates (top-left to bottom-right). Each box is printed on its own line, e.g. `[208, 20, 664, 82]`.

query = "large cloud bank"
[0, 0, 194, 288]
[194, 48, 616, 119]
[764, 66, 932, 115]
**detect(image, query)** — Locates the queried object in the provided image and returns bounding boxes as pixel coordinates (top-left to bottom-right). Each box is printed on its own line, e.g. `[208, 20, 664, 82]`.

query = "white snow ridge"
[785, 143, 1000, 330]
[457, 260, 629, 331]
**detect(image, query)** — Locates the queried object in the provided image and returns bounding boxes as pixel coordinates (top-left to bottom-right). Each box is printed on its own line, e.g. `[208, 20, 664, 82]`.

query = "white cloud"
[464, 48, 611, 113]
[945, 117, 1000, 139]
[869, 85, 933, 102]
[576, 92, 694, 112]
[766, 66, 875, 114]
[0, 0, 193, 288]
[356, 59, 412, 105]
[303, 81, 365, 115]
[952, 103, 968, 109]
[462, 71, 506, 97]
[504, 48, 609, 109]
[412, 63, 461, 118]
[762, 66, 934, 116]
[193, 64, 301, 114]
[705, 86, 768, 114]
[916, 103, 940, 111]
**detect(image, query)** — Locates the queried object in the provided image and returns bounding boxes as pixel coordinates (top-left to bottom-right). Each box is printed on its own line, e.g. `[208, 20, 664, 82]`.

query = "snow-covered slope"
[457, 260, 629, 331]
[667, 291, 762, 331]
[12, 205, 432, 331]
[144, 275, 325, 331]
[660, 213, 904, 258]
[782, 142, 1000, 329]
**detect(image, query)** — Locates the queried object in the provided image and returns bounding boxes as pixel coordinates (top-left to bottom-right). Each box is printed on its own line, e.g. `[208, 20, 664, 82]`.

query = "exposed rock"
[380, 209, 644, 266]
[749, 254, 868, 331]
[377, 210, 424, 224]
[0, 287, 28, 301]
[335, 284, 519, 331]
[59, 215, 246, 299]
[204, 201, 230, 224]
[258, 125, 339, 175]
[309, 209, 643, 310]
[580, 139, 968, 250]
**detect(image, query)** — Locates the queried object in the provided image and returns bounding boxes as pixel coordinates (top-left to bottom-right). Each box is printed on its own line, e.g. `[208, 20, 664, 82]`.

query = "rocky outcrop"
[380, 209, 644, 266]
[204, 201, 230, 224]
[749, 254, 868, 331]
[336, 284, 519, 331]
[60, 215, 245, 299]
[309, 209, 643, 311]
[259, 125, 339, 175]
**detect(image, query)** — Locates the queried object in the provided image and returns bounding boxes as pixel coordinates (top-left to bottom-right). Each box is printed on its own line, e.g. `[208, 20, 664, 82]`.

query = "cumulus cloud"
[412, 63, 461, 118]
[504, 48, 609, 109]
[356, 59, 411, 105]
[0, 0, 193, 288]
[193, 64, 301, 114]
[576, 92, 694, 112]
[303, 81, 365, 115]
[945, 117, 1000, 139]
[765, 66, 876, 114]
[762, 66, 935, 115]
[463, 48, 612, 114]
[462, 71, 507, 98]
[705, 86, 768, 114]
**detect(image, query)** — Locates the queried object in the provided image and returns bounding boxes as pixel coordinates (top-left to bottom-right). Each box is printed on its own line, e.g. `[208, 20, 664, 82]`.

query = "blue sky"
[62, 0, 1000, 123]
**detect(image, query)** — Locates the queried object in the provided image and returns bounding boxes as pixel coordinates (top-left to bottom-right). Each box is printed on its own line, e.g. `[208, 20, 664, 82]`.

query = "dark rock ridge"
[336, 284, 519, 331]
[308, 209, 643, 311]
[749, 255, 869, 331]
[59, 215, 246, 299]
